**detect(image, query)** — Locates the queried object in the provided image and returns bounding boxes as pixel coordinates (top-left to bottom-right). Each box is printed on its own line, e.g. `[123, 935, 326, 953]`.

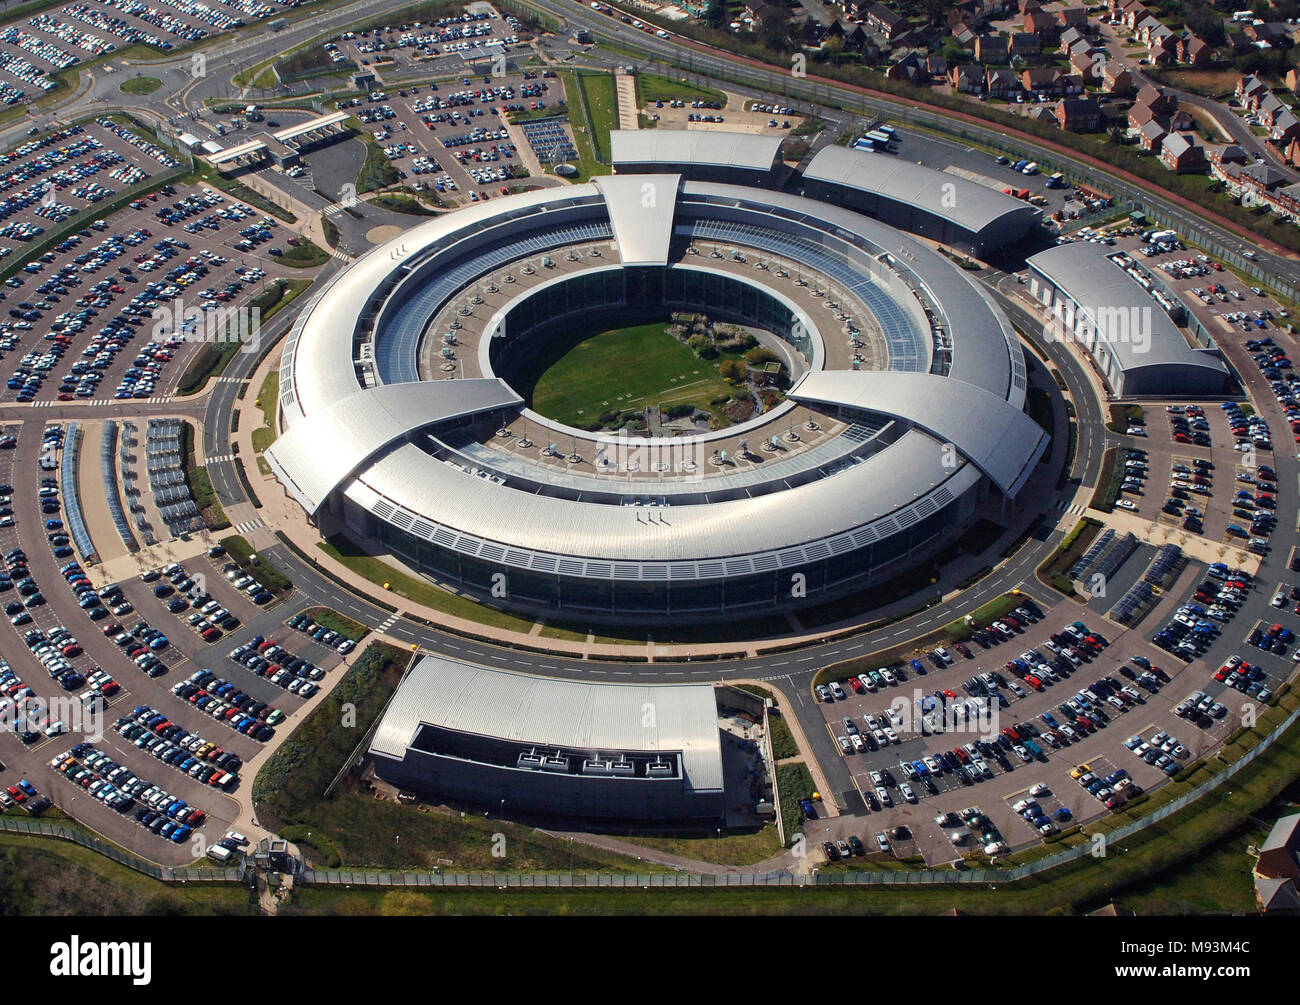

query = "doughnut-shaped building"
[266, 173, 1049, 622]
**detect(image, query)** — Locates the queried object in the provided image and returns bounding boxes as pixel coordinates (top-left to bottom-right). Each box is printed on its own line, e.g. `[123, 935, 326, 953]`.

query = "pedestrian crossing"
[377, 611, 402, 632]
[232, 518, 264, 535]
[207, 453, 234, 465]
[322, 203, 345, 218]
[330, 248, 353, 264]
[20, 396, 171, 407]
[1057, 500, 1086, 516]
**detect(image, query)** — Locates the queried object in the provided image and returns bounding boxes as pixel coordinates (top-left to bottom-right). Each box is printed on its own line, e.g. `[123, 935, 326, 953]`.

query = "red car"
[5, 785, 23, 802]
[848, 677, 865, 694]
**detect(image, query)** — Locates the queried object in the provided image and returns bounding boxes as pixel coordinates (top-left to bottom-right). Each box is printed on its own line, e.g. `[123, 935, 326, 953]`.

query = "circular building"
[266, 173, 1048, 623]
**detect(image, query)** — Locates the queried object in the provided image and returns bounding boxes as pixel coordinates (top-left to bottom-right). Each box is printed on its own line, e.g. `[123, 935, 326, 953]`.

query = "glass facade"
[364, 489, 968, 619]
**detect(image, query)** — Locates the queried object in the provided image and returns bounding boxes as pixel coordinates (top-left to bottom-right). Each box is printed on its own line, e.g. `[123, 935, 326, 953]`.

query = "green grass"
[300, 606, 367, 641]
[251, 368, 278, 453]
[606, 824, 782, 866]
[573, 69, 618, 163]
[370, 193, 437, 216]
[767, 710, 797, 760]
[1106, 402, 1145, 433]
[277, 240, 329, 268]
[318, 535, 542, 634]
[180, 421, 228, 530]
[638, 72, 726, 106]
[522, 321, 734, 429]
[119, 76, 162, 95]
[356, 133, 400, 193]
[776, 762, 816, 847]
[0, 835, 251, 915]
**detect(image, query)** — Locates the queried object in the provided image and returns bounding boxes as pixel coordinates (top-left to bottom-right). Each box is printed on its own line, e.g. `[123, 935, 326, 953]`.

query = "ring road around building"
[266, 138, 1051, 624]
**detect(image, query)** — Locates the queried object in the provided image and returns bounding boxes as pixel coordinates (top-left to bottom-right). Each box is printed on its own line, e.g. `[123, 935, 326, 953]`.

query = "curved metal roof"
[789, 370, 1049, 497]
[272, 178, 1037, 580]
[371, 654, 724, 793]
[264, 378, 521, 515]
[1026, 242, 1231, 377]
[802, 145, 1041, 242]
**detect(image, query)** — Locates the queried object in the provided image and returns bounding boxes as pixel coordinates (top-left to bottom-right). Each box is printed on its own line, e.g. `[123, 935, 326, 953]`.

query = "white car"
[899, 782, 917, 803]
[1115, 499, 1137, 511]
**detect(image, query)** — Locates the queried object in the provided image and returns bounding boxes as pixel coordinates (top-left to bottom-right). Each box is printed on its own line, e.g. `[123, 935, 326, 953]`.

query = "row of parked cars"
[170, 668, 281, 741]
[228, 635, 322, 698]
[50, 742, 204, 843]
[113, 704, 241, 789]
[287, 611, 357, 654]
[1154, 564, 1252, 660]
[1123, 728, 1190, 778]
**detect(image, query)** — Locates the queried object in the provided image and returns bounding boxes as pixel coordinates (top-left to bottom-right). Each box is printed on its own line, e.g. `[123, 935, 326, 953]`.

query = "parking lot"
[0, 156, 298, 406]
[0, 409, 364, 862]
[340, 68, 567, 205]
[808, 584, 1254, 864]
[0, 0, 294, 102]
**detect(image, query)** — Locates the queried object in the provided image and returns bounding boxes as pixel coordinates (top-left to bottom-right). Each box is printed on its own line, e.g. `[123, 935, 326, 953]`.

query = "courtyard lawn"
[526, 322, 733, 428]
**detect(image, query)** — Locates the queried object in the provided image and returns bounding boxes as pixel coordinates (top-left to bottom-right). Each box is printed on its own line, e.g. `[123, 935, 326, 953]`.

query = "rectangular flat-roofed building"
[369, 654, 726, 822]
[611, 129, 787, 187]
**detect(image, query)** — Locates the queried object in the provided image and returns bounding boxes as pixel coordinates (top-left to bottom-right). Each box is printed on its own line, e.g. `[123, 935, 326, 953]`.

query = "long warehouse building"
[799, 145, 1041, 256]
[1025, 241, 1230, 397]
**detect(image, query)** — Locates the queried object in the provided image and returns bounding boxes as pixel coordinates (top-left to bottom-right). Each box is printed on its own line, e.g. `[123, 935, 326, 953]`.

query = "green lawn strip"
[0, 835, 252, 915]
[538, 623, 589, 641]
[775, 761, 815, 847]
[1106, 402, 1144, 433]
[219, 533, 292, 593]
[767, 710, 798, 760]
[1090, 447, 1123, 513]
[300, 605, 368, 641]
[355, 130, 400, 193]
[574, 69, 618, 163]
[638, 71, 726, 105]
[604, 824, 782, 866]
[251, 368, 279, 453]
[180, 421, 229, 530]
[318, 535, 540, 634]
[277, 240, 329, 268]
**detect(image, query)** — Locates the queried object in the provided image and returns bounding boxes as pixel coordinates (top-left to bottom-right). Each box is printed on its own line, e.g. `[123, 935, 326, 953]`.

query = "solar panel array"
[100, 420, 136, 552]
[59, 422, 97, 565]
[519, 118, 576, 163]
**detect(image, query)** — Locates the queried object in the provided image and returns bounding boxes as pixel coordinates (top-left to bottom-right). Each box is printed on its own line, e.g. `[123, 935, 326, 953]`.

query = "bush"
[719, 357, 746, 382]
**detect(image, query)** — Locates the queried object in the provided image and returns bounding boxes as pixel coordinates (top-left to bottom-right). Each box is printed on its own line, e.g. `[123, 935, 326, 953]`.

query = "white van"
[207, 844, 234, 863]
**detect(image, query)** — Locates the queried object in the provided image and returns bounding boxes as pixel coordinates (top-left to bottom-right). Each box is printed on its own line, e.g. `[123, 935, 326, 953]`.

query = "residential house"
[1179, 35, 1212, 66]
[974, 33, 1008, 63]
[1023, 7, 1061, 43]
[1286, 67, 1300, 92]
[1236, 74, 1271, 112]
[1254, 814, 1300, 882]
[1055, 96, 1102, 131]
[986, 66, 1021, 98]
[1103, 62, 1133, 95]
[1057, 5, 1088, 30]
[1137, 118, 1166, 151]
[1059, 25, 1087, 55]
[1160, 132, 1206, 172]
[949, 63, 984, 93]
[1273, 107, 1300, 145]
[864, 2, 906, 40]
[1010, 32, 1042, 60]
[1287, 136, 1300, 166]
[1212, 144, 1248, 167]
[925, 54, 949, 79]
[952, 22, 978, 48]
[1022, 66, 1064, 97]
[1070, 48, 1098, 81]
[885, 49, 926, 83]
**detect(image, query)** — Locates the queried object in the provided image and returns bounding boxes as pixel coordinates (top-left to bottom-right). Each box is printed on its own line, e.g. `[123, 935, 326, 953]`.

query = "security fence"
[0, 816, 244, 883]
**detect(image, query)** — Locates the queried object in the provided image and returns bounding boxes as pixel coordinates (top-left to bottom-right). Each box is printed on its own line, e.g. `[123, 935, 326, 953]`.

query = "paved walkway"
[614, 69, 639, 131]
